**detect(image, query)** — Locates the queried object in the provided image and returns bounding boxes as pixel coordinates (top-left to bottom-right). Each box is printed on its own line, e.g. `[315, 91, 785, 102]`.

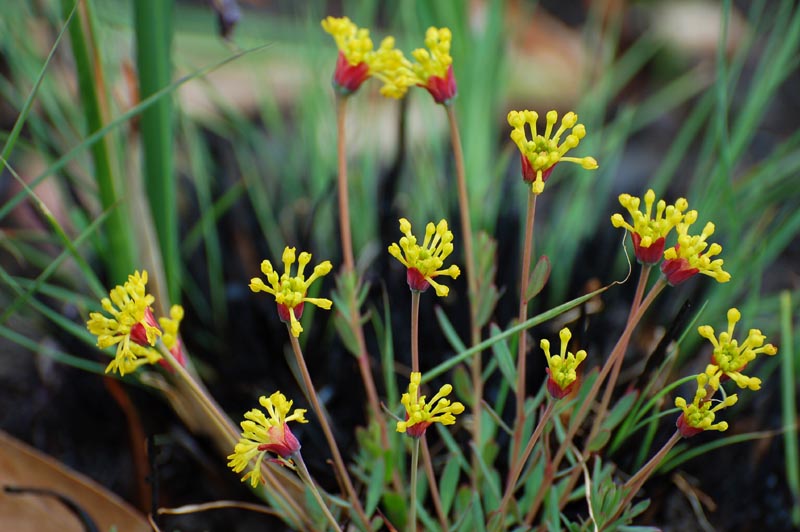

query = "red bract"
[332, 51, 370, 94]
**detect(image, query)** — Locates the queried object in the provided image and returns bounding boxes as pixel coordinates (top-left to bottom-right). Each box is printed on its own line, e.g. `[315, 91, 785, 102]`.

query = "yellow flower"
[387, 218, 461, 297]
[321, 16, 411, 98]
[675, 372, 738, 437]
[407, 27, 457, 104]
[698, 308, 777, 390]
[227, 392, 309, 488]
[540, 327, 587, 399]
[610, 189, 692, 264]
[250, 247, 333, 337]
[508, 109, 598, 195]
[87, 271, 163, 376]
[396, 372, 464, 438]
[661, 219, 730, 285]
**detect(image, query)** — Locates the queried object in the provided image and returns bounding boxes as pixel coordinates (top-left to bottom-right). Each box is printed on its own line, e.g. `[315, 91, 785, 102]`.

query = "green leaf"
[365, 458, 384, 516]
[435, 305, 467, 353]
[382, 492, 406, 531]
[526, 255, 551, 302]
[439, 456, 461, 516]
[603, 391, 639, 432]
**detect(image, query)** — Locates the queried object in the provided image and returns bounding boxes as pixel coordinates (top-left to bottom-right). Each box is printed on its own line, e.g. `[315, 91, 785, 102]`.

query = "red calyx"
[422, 64, 457, 105]
[277, 300, 304, 324]
[258, 424, 302, 458]
[332, 51, 370, 95]
[631, 234, 665, 265]
[520, 154, 555, 184]
[660, 250, 699, 286]
[545, 368, 575, 399]
[406, 268, 431, 293]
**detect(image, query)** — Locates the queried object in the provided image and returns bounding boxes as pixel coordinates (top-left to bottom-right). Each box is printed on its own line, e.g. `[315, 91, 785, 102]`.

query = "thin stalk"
[293, 452, 343, 532]
[610, 430, 681, 523]
[411, 289, 421, 373]
[445, 105, 483, 486]
[588, 264, 651, 444]
[335, 95, 401, 493]
[409, 438, 421, 532]
[511, 191, 538, 470]
[335, 95, 356, 273]
[287, 329, 371, 529]
[497, 400, 554, 526]
[524, 277, 667, 525]
[421, 436, 449, 531]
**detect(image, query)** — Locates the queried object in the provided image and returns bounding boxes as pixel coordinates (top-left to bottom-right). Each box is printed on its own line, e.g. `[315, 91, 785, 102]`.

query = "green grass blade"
[780, 291, 800, 525]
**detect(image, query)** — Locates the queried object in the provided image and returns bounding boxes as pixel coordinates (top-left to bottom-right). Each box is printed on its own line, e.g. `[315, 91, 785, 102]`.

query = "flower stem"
[287, 329, 371, 530]
[511, 191, 538, 471]
[524, 277, 667, 525]
[445, 104, 483, 486]
[335, 95, 401, 493]
[610, 430, 681, 524]
[336, 94, 355, 274]
[421, 435, 449, 530]
[587, 264, 652, 445]
[293, 452, 343, 532]
[411, 289, 421, 373]
[409, 437, 421, 532]
[497, 400, 554, 526]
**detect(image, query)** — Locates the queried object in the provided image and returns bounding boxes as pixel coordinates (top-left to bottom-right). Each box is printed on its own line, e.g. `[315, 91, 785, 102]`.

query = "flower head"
[408, 27, 457, 104]
[540, 327, 587, 399]
[675, 372, 738, 437]
[610, 189, 691, 264]
[661, 219, 730, 285]
[508, 110, 598, 195]
[227, 392, 309, 488]
[87, 271, 163, 376]
[321, 16, 411, 98]
[698, 308, 777, 390]
[250, 247, 333, 338]
[396, 372, 465, 438]
[387, 218, 461, 296]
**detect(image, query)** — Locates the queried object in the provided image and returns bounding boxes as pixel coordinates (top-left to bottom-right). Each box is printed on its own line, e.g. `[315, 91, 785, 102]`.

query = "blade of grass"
[780, 291, 800, 525]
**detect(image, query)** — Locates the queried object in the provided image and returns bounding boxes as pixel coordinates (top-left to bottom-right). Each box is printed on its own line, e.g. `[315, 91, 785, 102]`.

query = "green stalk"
[134, 0, 179, 302]
[60, 0, 135, 283]
[408, 438, 421, 532]
[780, 291, 800, 525]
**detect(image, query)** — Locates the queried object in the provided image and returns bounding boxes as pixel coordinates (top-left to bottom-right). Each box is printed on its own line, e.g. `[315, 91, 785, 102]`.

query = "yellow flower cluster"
[540, 327, 587, 399]
[87, 271, 184, 376]
[387, 218, 461, 297]
[662, 219, 730, 284]
[227, 392, 309, 488]
[396, 372, 465, 437]
[250, 247, 333, 337]
[675, 372, 738, 436]
[699, 308, 778, 390]
[611, 189, 692, 264]
[507, 110, 598, 195]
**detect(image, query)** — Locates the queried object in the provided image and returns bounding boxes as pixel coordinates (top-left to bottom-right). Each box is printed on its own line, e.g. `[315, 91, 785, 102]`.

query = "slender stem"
[411, 289, 421, 373]
[409, 438, 421, 532]
[445, 105, 483, 487]
[524, 277, 668, 524]
[287, 329, 371, 529]
[497, 400, 554, 525]
[421, 436, 449, 530]
[588, 264, 652, 444]
[610, 430, 681, 524]
[335, 95, 401, 493]
[293, 452, 343, 532]
[336, 95, 355, 274]
[511, 191, 538, 469]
